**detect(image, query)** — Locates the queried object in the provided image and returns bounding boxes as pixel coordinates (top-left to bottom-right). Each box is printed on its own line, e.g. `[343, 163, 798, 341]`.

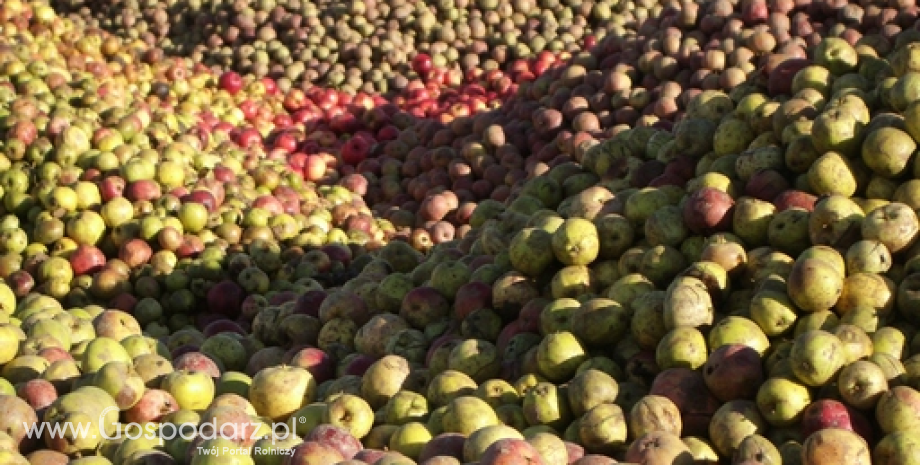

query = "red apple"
[99, 175, 126, 201]
[207, 279, 246, 319]
[479, 438, 546, 465]
[119, 238, 153, 269]
[218, 71, 243, 94]
[418, 432, 466, 462]
[768, 58, 811, 96]
[16, 379, 57, 413]
[304, 425, 363, 460]
[339, 353, 377, 377]
[745, 169, 792, 201]
[773, 189, 818, 212]
[288, 347, 335, 384]
[321, 244, 352, 266]
[341, 135, 373, 165]
[125, 389, 180, 424]
[69, 244, 107, 276]
[202, 319, 247, 338]
[293, 290, 328, 317]
[800, 399, 874, 443]
[650, 368, 722, 437]
[400, 286, 451, 329]
[235, 127, 262, 148]
[452, 281, 493, 321]
[252, 195, 284, 215]
[702, 343, 764, 402]
[172, 351, 222, 378]
[286, 441, 345, 464]
[412, 53, 434, 75]
[682, 187, 736, 234]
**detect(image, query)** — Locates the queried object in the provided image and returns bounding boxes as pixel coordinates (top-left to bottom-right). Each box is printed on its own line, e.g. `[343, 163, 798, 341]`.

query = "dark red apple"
[800, 399, 874, 443]
[631, 160, 667, 187]
[745, 169, 792, 201]
[69, 244, 107, 276]
[321, 244, 352, 266]
[773, 189, 818, 212]
[650, 368, 722, 437]
[663, 155, 697, 181]
[341, 135, 373, 165]
[182, 190, 219, 213]
[218, 71, 244, 94]
[202, 319, 247, 338]
[768, 58, 811, 96]
[207, 279, 246, 319]
[418, 432, 466, 462]
[292, 290, 327, 318]
[682, 187, 736, 234]
[452, 281, 493, 321]
[702, 343, 764, 402]
[400, 285, 452, 329]
[339, 353, 377, 377]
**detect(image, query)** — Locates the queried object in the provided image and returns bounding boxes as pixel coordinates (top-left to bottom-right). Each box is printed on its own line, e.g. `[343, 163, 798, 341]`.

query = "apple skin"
[172, 351, 222, 378]
[479, 438, 547, 465]
[682, 187, 735, 235]
[702, 343, 764, 402]
[744, 169, 791, 202]
[16, 379, 57, 414]
[419, 432, 467, 462]
[650, 368, 722, 438]
[768, 58, 811, 96]
[284, 440, 346, 465]
[400, 286, 452, 330]
[69, 244, 107, 276]
[125, 388, 180, 424]
[124, 179, 162, 202]
[99, 176, 126, 201]
[207, 280, 246, 319]
[800, 399, 874, 444]
[338, 353, 377, 377]
[288, 347, 335, 384]
[664, 155, 697, 182]
[565, 442, 586, 462]
[773, 189, 818, 212]
[293, 290, 327, 318]
[452, 281, 494, 321]
[202, 319, 247, 338]
[304, 424, 363, 459]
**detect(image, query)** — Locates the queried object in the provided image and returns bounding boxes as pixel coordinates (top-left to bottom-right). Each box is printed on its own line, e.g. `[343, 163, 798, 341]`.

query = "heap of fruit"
[2, 0, 920, 463]
[50, 0, 608, 93]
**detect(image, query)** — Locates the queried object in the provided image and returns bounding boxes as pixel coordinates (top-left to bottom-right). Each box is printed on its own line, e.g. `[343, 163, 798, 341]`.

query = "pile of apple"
[3, 0, 920, 464]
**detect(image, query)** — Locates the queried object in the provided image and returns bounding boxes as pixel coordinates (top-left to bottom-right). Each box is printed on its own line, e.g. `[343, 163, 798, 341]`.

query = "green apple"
[160, 370, 215, 411]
